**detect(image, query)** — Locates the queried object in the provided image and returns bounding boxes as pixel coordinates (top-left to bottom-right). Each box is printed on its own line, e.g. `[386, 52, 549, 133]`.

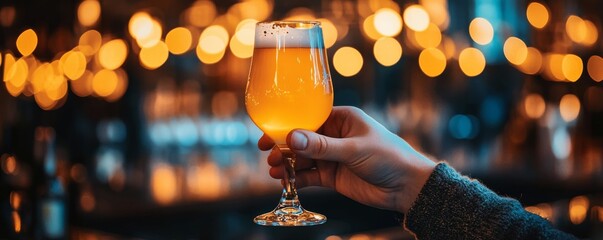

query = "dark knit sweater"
[404, 163, 577, 240]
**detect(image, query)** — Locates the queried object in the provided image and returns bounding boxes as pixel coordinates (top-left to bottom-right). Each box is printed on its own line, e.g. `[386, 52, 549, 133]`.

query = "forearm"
[403, 163, 577, 240]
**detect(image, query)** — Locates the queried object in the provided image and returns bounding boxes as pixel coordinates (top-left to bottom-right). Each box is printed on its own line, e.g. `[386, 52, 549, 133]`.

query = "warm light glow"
[10, 191, 21, 209]
[325, 235, 343, 240]
[92, 69, 118, 97]
[524, 203, 553, 220]
[98, 39, 127, 70]
[136, 19, 163, 48]
[60, 51, 87, 80]
[403, 5, 430, 32]
[230, 19, 257, 58]
[0, 6, 16, 27]
[140, 41, 169, 70]
[459, 47, 486, 77]
[151, 163, 178, 205]
[374, 8, 403, 37]
[524, 93, 546, 119]
[374, 37, 402, 67]
[414, 23, 441, 49]
[77, 0, 101, 27]
[106, 68, 128, 102]
[542, 53, 565, 81]
[439, 36, 456, 60]
[128, 12, 153, 40]
[16, 29, 38, 56]
[78, 30, 102, 56]
[503, 37, 528, 65]
[31, 62, 49, 94]
[229, 0, 272, 22]
[517, 47, 542, 75]
[12, 211, 21, 233]
[318, 18, 338, 48]
[418, 47, 446, 77]
[5, 58, 28, 96]
[165, 27, 192, 55]
[333, 46, 363, 77]
[195, 45, 225, 64]
[420, 0, 449, 29]
[362, 15, 383, 40]
[3, 53, 15, 82]
[582, 20, 598, 46]
[187, 0, 217, 27]
[283, 7, 315, 21]
[561, 54, 583, 82]
[34, 89, 59, 110]
[566, 15, 587, 44]
[569, 196, 589, 225]
[187, 162, 223, 199]
[71, 70, 94, 97]
[559, 94, 581, 122]
[199, 25, 229, 54]
[3, 155, 17, 174]
[44, 62, 67, 101]
[469, 18, 494, 45]
[526, 2, 549, 29]
[587, 55, 603, 82]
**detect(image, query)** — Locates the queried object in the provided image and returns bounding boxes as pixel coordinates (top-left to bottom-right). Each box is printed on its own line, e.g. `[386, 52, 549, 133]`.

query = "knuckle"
[316, 135, 330, 158]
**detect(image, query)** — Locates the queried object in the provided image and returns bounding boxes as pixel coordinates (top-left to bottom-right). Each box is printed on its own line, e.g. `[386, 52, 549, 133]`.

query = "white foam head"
[254, 21, 325, 48]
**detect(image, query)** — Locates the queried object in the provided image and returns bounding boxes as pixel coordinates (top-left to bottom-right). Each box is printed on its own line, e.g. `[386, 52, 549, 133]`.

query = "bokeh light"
[136, 19, 162, 48]
[526, 2, 549, 29]
[362, 15, 383, 41]
[420, 0, 449, 29]
[587, 55, 603, 82]
[569, 196, 589, 225]
[199, 25, 229, 54]
[165, 27, 192, 55]
[559, 94, 580, 122]
[151, 163, 178, 205]
[333, 46, 363, 77]
[516, 47, 542, 75]
[503, 37, 527, 65]
[318, 18, 338, 48]
[92, 69, 119, 97]
[60, 50, 87, 80]
[414, 23, 441, 49]
[129, 12, 153, 40]
[196, 44, 225, 64]
[16, 29, 38, 56]
[542, 53, 565, 81]
[77, 0, 101, 27]
[230, 19, 256, 58]
[566, 15, 587, 44]
[71, 70, 94, 97]
[98, 39, 128, 70]
[418, 47, 446, 77]
[5, 58, 28, 97]
[561, 54, 583, 82]
[524, 93, 546, 119]
[140, 41, 169, 70]
[458, 47, 486, 77]
[78, 30, 102, 56]
[582, 20, 598, 46]
[187, 0, 217, 27]
[469, 18, 494, 45]
[403, 5, 430, 32]
[373, 37, 402, 67]
[374, 8, 403, 37]
[106, 68, 128, 102]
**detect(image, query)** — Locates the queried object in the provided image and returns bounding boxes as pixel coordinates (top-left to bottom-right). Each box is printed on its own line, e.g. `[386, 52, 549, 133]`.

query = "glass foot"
[254, 206, 326, 226]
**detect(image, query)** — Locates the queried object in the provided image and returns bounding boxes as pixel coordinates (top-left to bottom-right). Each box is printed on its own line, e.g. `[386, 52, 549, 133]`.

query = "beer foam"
[254, 21, 324, 48]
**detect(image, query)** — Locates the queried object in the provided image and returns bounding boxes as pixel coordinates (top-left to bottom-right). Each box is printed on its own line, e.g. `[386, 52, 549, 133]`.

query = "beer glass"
[245, 21, 333, 226]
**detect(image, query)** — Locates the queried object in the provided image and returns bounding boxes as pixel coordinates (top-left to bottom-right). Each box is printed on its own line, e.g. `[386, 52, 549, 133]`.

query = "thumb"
[287, 129, 351, 163]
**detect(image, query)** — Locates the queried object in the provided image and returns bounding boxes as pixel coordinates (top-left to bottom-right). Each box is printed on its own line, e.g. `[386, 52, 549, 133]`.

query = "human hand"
[259, 106, 436, 214]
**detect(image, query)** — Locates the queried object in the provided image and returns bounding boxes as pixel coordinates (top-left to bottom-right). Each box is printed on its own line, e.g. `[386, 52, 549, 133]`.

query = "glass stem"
[278, 147, 301, 209]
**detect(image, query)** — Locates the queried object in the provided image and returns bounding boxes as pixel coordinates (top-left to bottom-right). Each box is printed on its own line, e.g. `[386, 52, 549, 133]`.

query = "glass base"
[254, 205, 326, 226]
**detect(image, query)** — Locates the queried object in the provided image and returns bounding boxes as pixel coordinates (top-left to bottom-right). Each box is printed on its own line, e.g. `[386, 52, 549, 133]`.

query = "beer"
[245, 30, 333, 144]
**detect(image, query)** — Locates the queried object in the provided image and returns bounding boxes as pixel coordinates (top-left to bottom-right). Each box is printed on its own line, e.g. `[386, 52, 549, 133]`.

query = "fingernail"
[290, 131, 308, 150]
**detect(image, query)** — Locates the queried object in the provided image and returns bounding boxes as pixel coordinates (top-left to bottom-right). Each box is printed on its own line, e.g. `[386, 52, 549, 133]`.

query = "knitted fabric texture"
[404, 163, 577, 240]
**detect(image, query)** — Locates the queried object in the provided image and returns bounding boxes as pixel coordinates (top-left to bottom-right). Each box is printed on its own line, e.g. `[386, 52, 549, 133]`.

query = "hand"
[259, 106, 436, 214]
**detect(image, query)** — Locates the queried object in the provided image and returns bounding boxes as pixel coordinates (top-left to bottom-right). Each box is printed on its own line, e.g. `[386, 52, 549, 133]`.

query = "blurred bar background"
[0, 0, 602, 239]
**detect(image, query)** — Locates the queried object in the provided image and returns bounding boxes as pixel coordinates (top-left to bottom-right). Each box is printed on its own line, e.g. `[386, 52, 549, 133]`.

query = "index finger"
[258, 134, 275, 151]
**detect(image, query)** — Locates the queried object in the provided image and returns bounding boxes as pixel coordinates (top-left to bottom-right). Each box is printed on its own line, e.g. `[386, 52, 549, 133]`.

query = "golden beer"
[246, 46, 333, 144]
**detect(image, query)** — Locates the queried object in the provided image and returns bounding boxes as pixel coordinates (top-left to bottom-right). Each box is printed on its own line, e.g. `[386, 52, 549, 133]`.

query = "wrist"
[396, 157, 436, 214]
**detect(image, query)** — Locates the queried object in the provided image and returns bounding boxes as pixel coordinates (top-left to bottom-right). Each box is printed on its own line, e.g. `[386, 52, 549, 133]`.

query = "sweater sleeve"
[403, 163, 577, 240]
